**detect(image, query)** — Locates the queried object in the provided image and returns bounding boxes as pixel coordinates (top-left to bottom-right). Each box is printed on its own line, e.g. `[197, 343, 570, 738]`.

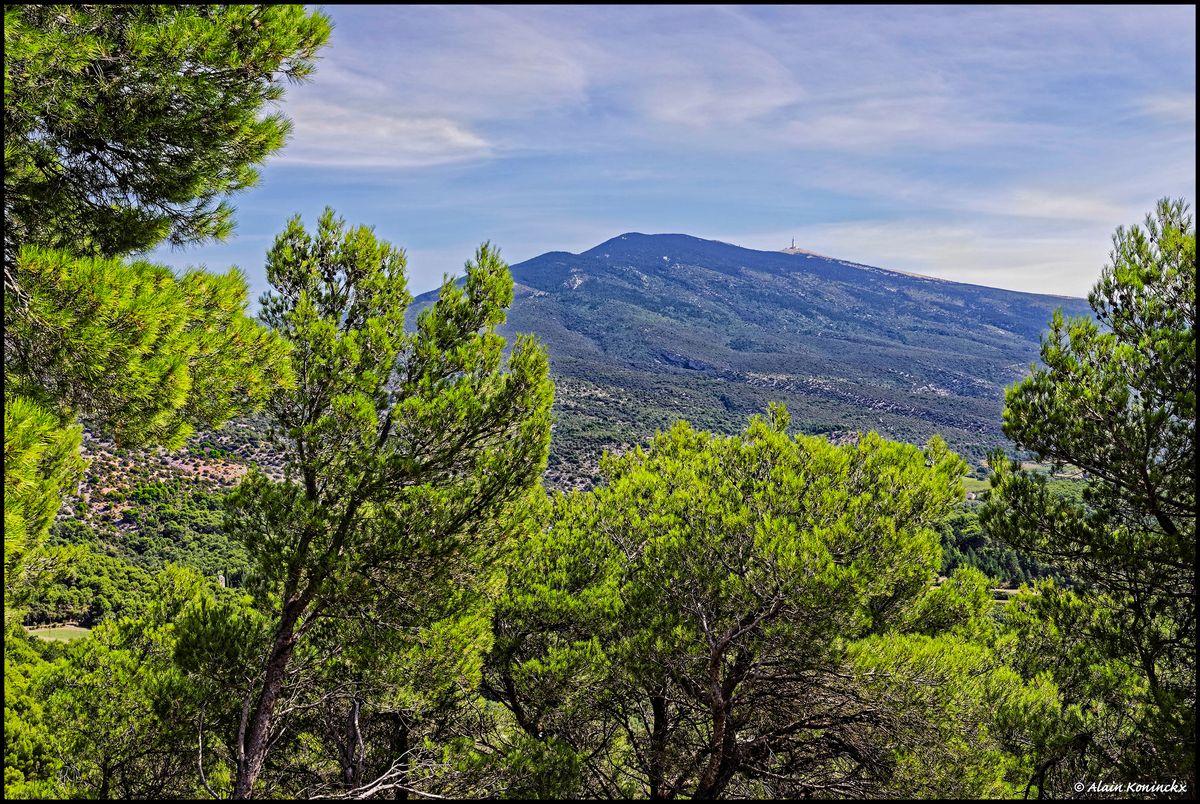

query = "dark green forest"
[4, 6, 1195, 800]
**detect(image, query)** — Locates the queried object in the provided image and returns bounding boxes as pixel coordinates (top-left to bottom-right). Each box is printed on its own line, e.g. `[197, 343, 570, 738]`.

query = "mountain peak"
[411, 228, 1092, 485]
[583, 232, 736, 257]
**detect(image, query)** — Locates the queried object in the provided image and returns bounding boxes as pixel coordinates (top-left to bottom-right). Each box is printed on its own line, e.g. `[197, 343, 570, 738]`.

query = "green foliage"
[4, 12, 335, 796]
[50, 482, 248, 580]
[35, 625, 194, 798]
[5, 10, 1186, 798]
[938, 501, 1064, 587]
[904, 566, 996, 641]
[3, 4, 329, 630]
[487, 411, 1046, 797]
[4, 4, 331, 260]
[996, 198, 1194, 538]
[4, 626, 65, 799]
[3, 247, 288, 623]
[847, 631, 1060, 798]
[982, 198, 1196, 791]
[182, 209, 554, 797]
[7, 247, 292, 450]
[10, 566, 237, 799]
[4, 397, 85, 618]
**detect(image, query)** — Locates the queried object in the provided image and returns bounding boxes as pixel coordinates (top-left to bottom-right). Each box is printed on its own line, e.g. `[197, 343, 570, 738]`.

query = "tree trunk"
[231, 599, 305, 799]
[693, 648, 751, 799]
[649, 693, 669, 799]
[339, 698, 364, 787]
[695, 672, 730, 799]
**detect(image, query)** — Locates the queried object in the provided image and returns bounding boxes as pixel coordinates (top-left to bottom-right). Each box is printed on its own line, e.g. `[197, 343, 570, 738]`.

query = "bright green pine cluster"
[7, 248, 291, 450]
[3, 397, 86, 621]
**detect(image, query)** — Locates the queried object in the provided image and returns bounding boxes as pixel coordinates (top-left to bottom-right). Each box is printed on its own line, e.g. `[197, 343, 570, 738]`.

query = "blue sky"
[149, 4, 1196, 301]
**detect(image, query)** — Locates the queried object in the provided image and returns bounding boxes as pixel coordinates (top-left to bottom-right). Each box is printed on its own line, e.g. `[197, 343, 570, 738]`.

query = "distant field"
[962, 476, 991, 493]
[25, 624, 92, 642]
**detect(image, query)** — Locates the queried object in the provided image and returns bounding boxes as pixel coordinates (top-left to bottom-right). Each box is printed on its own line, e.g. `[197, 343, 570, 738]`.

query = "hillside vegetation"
[413, 232, 1092, 485]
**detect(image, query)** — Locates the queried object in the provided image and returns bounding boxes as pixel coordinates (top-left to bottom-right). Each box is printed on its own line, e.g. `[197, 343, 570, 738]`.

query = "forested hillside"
[4, 5, 1194, 801]
[413, 233, 1093, 485]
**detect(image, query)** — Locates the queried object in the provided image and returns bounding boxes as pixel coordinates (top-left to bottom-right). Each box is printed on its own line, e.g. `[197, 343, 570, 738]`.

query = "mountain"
[412, 233, 1093, 487]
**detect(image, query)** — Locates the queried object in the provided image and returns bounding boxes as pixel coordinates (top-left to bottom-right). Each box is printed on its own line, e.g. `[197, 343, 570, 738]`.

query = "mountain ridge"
[411, 232, 1092, 487]
[562, 231, 1084, 298]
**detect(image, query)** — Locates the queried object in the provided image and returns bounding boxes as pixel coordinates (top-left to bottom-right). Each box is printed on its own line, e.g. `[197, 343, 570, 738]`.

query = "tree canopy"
[486, 409, 1058, 798]
[6, 248, 291, 450]
[3, 4, 331, 270]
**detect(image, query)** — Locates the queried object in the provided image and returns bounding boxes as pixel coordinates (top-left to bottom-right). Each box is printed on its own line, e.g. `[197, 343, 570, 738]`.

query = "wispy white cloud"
[283, 101, 491, 168]
[978, 189, 1134, 225]
[163, 5, 1194, 298]
[275, 6, 590, 167]
[1135, 93, 1197, 126]
[275, 4, 1194, 165]
[776, 97, 1066, 154]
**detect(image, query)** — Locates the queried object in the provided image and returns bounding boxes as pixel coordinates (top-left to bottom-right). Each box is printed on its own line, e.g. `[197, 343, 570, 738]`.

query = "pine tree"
[3, 397, 85, 619]
[6, 248, 291, 450]
[3, 4, 330, 619]
[3, 5, 331, 271]
[174, 210, 553, 798]
[982, 198, 1196, 791]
